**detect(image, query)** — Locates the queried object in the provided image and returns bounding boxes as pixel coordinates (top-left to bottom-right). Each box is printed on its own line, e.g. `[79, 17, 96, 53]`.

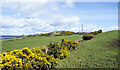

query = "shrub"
[82, 33, 95, 40]
[98, 29, 102, 33]
[1, 52, 22, 70]
[47, 38, 78, 60]
[83, 29, 102, 40]
[1, 39, 78, 70]
[61, 39, 78, 51]
[92, 31, 98, 35]
[1, 47, 57, 70]
[60, 31, 75, 36]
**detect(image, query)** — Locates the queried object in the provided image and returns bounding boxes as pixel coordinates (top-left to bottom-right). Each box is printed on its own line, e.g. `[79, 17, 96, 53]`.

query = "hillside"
[56, 30, 119, 68]
[39, 31, 75, 36]
[1, 30, 119, 68]
[2, 34, 82, 52]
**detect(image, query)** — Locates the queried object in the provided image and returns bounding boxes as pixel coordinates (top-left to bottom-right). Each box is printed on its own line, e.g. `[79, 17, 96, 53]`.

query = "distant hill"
[0, 35, 21, 39]
[25, 31, 76, 37]
[40, 31, 76, 36]
[1, 31, 82, 39]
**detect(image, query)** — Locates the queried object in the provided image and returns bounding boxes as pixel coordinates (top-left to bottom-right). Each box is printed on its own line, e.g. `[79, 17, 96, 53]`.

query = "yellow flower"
[4, 63, 7, 66]
[61, 54, 64, 56]
[1, 64, 4, 68]
[42, 45, 45, 49]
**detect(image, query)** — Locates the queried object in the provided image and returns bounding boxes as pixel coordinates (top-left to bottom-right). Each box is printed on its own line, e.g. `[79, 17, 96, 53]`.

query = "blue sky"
[0, 1, 119, 35]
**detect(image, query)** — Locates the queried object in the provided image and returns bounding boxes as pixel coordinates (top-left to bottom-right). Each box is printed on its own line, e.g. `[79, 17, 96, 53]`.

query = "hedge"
[0, 39, 78, 70]
[82, 29, 102, 40]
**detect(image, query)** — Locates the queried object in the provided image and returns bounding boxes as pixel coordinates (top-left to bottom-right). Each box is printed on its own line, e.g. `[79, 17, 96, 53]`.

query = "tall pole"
[81, 24, 83, 32]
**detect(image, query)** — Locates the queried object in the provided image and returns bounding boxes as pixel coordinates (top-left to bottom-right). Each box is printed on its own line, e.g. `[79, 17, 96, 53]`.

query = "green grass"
[2, 34, 82, 52]
[56, 30, 119, 68]
[2, 30, 119, 68]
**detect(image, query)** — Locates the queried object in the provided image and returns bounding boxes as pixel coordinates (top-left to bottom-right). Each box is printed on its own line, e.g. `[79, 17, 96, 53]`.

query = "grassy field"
[2, 30, 119, 68]
[2, 34, 82, 52]
[56, 30, 119, 68]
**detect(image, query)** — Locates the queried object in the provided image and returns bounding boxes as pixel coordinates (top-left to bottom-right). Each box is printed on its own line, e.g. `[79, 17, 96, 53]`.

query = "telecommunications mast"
[81, 24, 83, 32]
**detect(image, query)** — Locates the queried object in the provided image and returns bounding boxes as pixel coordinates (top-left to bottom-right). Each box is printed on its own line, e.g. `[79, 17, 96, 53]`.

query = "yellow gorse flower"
[1, 39, 78, 70]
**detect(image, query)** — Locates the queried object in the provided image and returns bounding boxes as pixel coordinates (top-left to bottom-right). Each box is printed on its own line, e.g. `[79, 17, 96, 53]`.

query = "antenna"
[81, 24, 83, 32]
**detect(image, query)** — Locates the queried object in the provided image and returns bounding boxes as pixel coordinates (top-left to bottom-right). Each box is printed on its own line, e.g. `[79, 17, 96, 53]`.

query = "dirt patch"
[76, 39, 83, 42]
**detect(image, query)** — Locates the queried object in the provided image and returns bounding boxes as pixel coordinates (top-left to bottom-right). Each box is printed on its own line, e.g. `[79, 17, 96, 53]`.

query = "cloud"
[49, 15, 80, 27]
[0, 13, 103, 35]
[106, 26, 119, 31]
[0, 14, 104, 35]
[1, 2, 59, 18]
[63, 0, 74, 8]
[0, 16, 28, 28]
[80, 24, 102, 32]
[0, 14, 81, 35]
[1, 2, 117, 35]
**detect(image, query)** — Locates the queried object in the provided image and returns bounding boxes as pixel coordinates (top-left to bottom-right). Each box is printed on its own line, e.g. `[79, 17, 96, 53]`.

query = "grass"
[2, 30, 119, 68]
[56, 30, 119, 68]
[2, 34, 82, 52]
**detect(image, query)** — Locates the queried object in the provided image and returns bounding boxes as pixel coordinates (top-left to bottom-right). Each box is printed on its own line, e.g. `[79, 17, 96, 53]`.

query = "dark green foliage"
[83, 29, 102, 40]
[47, 39, 78, 60]
[60, 31, 75, 36]
[39, 31, 75, 37]
[83, 33, 95, 40]
[98, 29, 102, 33]
[61, 39, 78, 51]
[92, 31, 98, 35]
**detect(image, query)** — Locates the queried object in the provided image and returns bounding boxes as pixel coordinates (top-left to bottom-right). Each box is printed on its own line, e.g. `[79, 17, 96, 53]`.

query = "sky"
[0, 0, 119, 35]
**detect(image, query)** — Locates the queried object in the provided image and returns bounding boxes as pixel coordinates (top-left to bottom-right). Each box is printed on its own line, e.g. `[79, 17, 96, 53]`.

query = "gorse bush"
[47, 42, 69, 60]
[83, 33, 95, 40]
[61, 38, 78, 51]
[98, 29, 102, 33]
[60, 31, 75, 36]
[39, 31, 75, 37]
[1, 47, 53, 70]
[83, 29, 102, 40]
[91, 31, 98, 35]
[0, 39, 78, 70]
[47, 39, 78, 60]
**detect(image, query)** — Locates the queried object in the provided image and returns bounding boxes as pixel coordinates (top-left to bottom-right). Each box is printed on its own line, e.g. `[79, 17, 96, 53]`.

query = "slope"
[2, 34, 82, 52]
[56, 30, 119, 68]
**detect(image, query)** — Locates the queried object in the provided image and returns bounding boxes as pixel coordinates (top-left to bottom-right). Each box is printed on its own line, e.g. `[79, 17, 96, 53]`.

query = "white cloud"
[0, 14, 104, 35]
[19, 3, 46, 14]
[0, 14, 81, 35]
[12, 13, 21, 17]
[1, 1, 117, 35]
[0, 13, 103, 35]
[64, 0, 74, 8]
[106, 26, 119, 31]
[1, 2, 59, 18]
[1, 2, 20, 10]
[81, 24, 102, 32]
[49, 15, 80, 27]
[111, 26, 119, 29]
[0, 16, 28, 28]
